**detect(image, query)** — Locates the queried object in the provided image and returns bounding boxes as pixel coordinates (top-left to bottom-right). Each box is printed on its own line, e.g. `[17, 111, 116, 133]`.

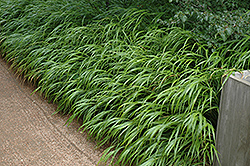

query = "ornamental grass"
[0, 0, 250, 165]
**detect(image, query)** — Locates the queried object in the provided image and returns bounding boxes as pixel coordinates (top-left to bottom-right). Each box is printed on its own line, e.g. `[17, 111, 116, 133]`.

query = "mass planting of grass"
[0, 0, 250, 165]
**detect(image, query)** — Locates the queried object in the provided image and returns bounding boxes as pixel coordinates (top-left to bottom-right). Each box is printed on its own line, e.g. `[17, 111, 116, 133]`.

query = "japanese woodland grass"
[1, 0, 250, 165]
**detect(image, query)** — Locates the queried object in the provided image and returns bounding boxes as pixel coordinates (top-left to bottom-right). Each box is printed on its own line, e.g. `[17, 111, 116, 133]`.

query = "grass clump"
[1, 0, 250, 165]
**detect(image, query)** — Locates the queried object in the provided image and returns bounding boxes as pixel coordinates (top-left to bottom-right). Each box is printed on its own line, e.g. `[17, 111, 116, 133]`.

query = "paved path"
[0, 58, 106, 166]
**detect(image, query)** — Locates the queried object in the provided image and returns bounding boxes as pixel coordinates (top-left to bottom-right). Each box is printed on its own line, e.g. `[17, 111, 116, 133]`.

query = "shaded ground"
[0, 57, 107, 165]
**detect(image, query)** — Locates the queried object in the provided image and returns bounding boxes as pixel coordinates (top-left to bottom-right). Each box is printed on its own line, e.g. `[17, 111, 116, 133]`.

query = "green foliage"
[0, 0, 250, 165]
[157, 0, 250, 47]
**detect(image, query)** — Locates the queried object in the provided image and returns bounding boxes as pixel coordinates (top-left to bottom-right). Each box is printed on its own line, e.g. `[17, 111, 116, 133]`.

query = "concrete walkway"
[0, 58, 106, 166]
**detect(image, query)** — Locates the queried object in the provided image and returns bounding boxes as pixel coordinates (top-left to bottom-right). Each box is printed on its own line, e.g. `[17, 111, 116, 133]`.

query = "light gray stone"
[215, 70, 250, 166]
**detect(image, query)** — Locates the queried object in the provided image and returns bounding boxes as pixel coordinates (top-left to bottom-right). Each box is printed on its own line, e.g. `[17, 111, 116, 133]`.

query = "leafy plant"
[0, 0, 250, 165]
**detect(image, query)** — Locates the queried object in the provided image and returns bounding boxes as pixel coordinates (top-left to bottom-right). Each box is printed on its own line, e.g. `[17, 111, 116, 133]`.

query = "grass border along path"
[1, 0, 250, 165]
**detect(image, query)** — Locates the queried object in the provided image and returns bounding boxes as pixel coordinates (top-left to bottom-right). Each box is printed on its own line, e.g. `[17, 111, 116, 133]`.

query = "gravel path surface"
[0, 58, 106, 166]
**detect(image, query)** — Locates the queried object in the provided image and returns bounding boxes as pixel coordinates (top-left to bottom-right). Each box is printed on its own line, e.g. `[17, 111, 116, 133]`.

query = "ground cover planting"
[0, 0, 250, 165]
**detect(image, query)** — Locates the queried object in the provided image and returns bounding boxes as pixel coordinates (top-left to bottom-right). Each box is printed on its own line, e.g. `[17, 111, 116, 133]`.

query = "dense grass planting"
[0, 0, 250, 165]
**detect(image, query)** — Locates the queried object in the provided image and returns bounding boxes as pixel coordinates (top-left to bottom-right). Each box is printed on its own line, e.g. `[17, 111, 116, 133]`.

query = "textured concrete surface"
[215, 71, 250, 166]
[0, 58, 107, 166]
